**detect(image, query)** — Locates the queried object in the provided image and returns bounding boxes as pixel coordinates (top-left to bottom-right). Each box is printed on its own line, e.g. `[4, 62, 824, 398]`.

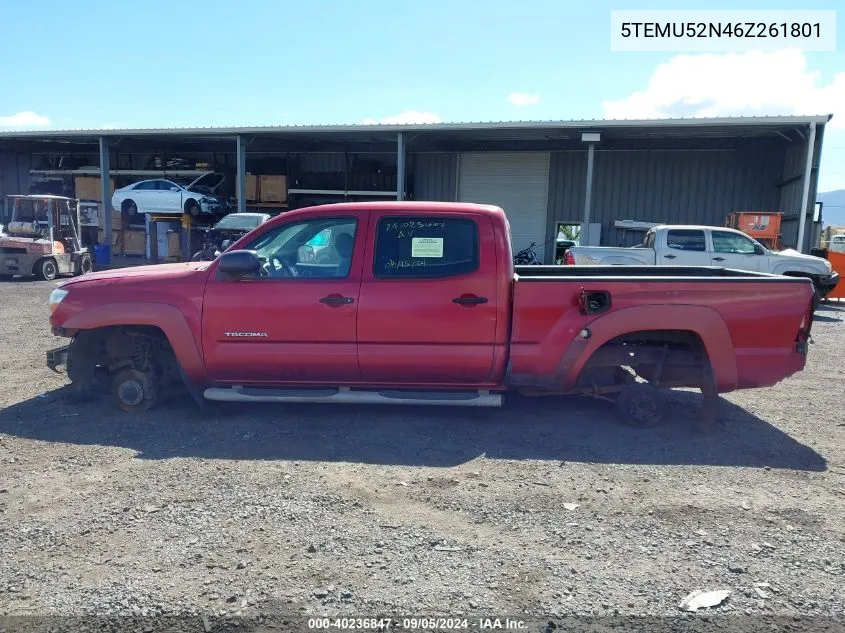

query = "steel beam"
[796, 122, 816, 254]
[396, 132, 406, 200]
[99, 137, 111, 265]
[236, 135, 246, 214]
[582, 142, 596, 245]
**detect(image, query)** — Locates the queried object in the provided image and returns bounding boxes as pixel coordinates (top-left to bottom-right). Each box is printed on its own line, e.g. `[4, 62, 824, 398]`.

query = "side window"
[243, 217, 358, 279]
[712, 231, 757, 254]
[666, 229, 706, 252]
[133, 181, 156, 191]
[156, 180, 178, 191]
[373, 216, 479, 278]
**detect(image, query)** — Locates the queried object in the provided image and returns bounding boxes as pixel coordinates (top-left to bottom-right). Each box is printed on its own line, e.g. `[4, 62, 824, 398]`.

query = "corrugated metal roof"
[0, 115, 833, 138]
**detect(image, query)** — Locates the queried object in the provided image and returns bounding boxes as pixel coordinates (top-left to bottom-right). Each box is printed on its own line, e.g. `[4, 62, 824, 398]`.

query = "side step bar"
[203, 386, 503, 408]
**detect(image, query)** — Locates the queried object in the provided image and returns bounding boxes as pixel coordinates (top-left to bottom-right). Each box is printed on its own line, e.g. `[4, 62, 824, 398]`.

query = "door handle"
[664, 254, 677, 260]
[713, 256, 725, 262]
[319, 294, 354, 306]
[452, 295, 488, 306]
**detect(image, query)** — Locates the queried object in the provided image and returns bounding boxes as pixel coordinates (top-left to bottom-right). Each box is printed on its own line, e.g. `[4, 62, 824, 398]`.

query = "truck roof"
[278, 200, 507, 221]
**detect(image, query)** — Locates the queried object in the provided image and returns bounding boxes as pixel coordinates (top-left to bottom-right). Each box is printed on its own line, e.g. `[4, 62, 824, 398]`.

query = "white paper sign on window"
[411, 237, 444, 258]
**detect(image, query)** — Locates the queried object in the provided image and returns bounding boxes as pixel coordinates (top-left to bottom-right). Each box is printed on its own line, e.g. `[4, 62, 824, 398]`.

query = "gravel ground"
[1, 277, 844, 631]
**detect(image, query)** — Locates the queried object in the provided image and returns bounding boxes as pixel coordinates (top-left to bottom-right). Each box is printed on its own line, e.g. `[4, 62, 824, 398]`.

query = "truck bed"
[515, 264, 786, 279]
[509, 265, 814, 394]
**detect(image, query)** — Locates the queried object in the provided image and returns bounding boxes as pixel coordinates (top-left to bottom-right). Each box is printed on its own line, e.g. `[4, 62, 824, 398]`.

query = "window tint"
[133, 181, 157, 191]
[711, 231, 757, 254]
[374, 216, 479, 278]
[666, 229, 706, 252]
[156, 180, 178, 191]
[243, 217, 357, 279]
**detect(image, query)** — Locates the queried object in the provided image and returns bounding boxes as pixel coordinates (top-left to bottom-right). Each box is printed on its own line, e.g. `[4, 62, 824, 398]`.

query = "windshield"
[213, 215, 264, 231]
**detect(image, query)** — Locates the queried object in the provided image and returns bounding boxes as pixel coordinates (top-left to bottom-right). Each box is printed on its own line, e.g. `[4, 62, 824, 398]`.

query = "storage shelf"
[247, 202, 289, 208]
[30, 169, 213, 177]
[288, 188, 398, 197]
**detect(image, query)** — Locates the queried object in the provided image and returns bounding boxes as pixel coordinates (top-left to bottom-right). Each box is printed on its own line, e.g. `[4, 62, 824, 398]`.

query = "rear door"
[357, 212, 500, 384]
[709, 230, 768, 271]
[201, 211, 368, 383]
[660, 228, 711, 265]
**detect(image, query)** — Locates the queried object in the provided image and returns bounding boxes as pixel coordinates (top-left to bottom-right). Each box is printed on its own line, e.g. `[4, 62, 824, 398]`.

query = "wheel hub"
[118, 379, 145, 406]
[629, 395, 657, 421]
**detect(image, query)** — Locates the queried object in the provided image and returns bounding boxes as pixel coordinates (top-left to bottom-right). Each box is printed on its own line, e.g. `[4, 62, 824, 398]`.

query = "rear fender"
[60, 303, 208, 384]
[555, 305, 738, 393]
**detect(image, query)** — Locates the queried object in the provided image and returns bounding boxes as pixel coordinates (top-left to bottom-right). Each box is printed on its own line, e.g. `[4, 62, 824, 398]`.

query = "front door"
[356, 212, 500, 384]
[709, 230, 768, 271]
[201, 212, 367, 384]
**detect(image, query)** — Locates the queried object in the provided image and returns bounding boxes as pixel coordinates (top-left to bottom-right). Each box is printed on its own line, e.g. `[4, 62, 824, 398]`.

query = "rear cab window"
[373, 216, 479, 278]
[665, 229, 706, 252]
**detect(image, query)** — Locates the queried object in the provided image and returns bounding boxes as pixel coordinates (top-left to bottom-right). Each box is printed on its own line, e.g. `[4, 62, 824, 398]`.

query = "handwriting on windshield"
[384, 258, 427, 270]
[381, 220, 446, 239]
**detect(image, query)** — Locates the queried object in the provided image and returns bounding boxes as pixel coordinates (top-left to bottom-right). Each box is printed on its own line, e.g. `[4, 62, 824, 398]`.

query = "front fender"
[556, 304, 738, 393]
[61, 302, 208, 385]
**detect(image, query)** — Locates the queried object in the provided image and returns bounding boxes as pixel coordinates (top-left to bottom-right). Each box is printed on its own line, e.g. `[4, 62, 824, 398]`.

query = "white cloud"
[360, 110, 442, 125]
[508, 92, 541, 106]
[0, 111, 51, 128]
[602, 49, 845, 128]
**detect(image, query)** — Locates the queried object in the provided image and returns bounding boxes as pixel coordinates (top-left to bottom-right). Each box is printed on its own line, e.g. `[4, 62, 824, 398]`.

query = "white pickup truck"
[566, 224, 840, 303]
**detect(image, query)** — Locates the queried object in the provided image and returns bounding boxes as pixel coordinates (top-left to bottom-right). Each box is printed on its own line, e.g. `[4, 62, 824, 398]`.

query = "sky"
[1, 0, 844, 192]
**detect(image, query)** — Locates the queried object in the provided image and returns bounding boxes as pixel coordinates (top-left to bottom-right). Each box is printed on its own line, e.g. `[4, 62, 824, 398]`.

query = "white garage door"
[457, 152, 550, 261]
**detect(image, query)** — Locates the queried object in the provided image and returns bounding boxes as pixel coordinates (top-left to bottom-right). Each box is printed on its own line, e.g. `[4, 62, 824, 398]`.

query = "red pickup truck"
[46, 201, 815, 429]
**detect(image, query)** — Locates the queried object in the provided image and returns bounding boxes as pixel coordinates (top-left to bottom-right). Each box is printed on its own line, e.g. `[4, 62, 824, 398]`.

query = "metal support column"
[236, 135, 247, 214]
[796, 122, 817, 254]
[99, 137, 111, 265]
[582, 142, 596, 245]
[396, 132, 405, 201]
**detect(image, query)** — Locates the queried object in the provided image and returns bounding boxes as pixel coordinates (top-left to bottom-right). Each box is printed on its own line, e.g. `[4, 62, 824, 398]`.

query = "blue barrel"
[93, 245, 110, 266]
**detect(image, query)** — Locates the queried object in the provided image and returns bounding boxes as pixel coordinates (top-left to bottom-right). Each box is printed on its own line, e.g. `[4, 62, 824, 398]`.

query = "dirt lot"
[1, 278, 844, 629]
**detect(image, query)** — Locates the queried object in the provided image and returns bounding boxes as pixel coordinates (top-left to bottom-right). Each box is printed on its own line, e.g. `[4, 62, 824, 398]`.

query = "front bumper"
[46, 345, 69, 373]
[818, 272, 840, 297]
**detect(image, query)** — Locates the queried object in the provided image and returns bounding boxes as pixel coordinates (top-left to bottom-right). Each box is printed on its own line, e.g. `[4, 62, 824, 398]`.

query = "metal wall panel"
[548, 146, 785, 247]
[457, 152, 550, 259]
[412, 153, 457, 201]
[296, 152, 346, 173]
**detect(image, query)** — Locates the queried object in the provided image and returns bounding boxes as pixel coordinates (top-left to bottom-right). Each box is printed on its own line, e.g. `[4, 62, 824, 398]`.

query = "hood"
[772, 248, 833, 272]
[773, 248, 825, 262]
[187, 172, 225, 193]
[58, 262, 211, 288]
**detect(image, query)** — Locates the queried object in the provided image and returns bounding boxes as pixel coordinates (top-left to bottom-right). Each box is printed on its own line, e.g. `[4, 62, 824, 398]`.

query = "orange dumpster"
[827, 250, 845, 300]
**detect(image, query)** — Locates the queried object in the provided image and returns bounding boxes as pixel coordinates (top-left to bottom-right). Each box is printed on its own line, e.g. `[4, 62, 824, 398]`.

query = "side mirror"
[218, 250, 260, 278]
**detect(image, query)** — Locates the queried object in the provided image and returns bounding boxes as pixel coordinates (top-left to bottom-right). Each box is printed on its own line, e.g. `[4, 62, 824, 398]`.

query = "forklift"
[0, 194, 93, 280]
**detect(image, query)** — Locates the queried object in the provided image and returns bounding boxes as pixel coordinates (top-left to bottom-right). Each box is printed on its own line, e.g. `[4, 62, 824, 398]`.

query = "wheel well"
[184, 198, 200, 212]
[121, 198, 136, 212]
[575, 329, 711, 391]
[780, 270, 818, 283]
[67, 325, 181, 391]
[32, 256, 56, 275]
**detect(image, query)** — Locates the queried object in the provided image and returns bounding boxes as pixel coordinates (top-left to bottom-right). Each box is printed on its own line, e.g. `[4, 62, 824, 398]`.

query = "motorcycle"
[514, 242, 542, 265]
